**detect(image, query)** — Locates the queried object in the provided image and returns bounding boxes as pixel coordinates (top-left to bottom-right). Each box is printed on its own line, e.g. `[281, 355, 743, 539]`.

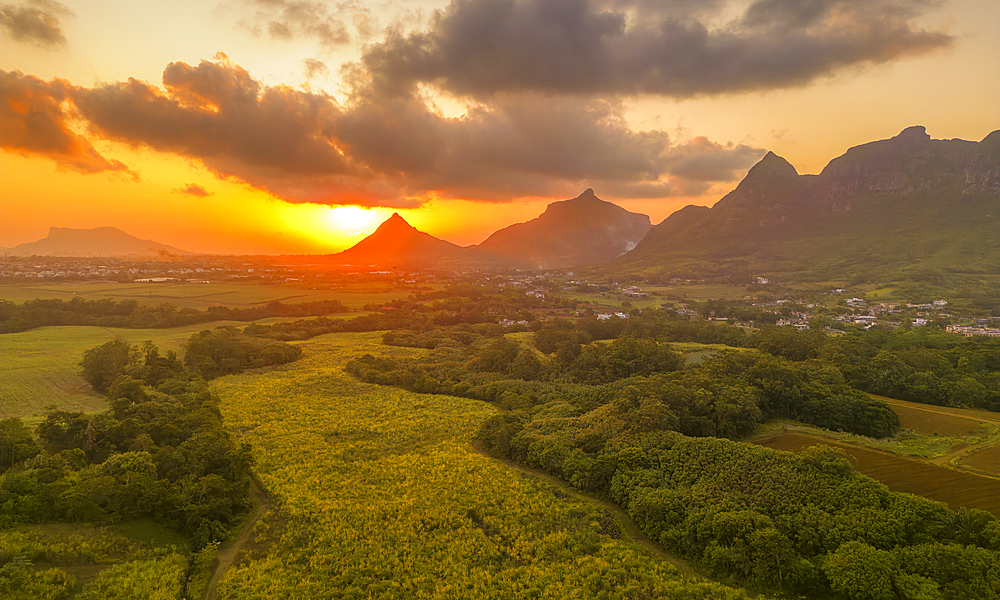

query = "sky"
[2, 0, 998, 255]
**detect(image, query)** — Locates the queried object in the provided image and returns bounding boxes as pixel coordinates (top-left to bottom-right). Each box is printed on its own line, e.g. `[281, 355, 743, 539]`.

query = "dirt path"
[204, 477, 270, 600]
[471, 441, 705, 579]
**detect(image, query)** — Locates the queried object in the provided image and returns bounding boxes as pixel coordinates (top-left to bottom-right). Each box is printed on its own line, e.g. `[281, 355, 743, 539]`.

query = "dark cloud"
[240, 0, 377, 49]
[175, 183, 214, 197]
[303, 58, 329, 79]
[70, 54, 366, 203]
[0, 70, 131, 174]
[3, 57, 764, 206]
[361, 0, 953, 98]
[0, 0, 71, 48]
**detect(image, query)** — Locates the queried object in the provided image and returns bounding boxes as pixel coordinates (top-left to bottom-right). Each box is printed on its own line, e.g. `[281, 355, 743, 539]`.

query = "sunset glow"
[1, 0, 997, 253]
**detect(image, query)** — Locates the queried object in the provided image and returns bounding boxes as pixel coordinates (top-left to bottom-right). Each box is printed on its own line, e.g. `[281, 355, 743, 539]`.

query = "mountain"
[475, 189, 651, 269]
[614, 126, 1000, 281]
[3, 227, 195, 257]
[328, 213, 506, 268]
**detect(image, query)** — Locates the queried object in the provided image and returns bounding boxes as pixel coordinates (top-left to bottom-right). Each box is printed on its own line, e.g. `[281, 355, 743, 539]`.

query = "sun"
[327, 206, 375, 231]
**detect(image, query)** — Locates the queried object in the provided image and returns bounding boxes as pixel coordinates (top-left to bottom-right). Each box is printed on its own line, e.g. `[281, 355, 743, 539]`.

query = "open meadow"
[209, 332, 746, 599]
[0, 318, 296, 420]
[0, 282, 418, 310]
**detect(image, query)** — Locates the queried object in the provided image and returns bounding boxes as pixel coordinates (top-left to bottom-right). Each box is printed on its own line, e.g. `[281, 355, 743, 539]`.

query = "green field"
[0, 282, 417, 309]
[209, 332, 746, 599]
[0, 318, 294, 419]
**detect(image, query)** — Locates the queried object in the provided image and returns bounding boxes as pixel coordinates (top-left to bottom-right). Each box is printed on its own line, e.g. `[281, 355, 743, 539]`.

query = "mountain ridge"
[614, 126, 1000, 280]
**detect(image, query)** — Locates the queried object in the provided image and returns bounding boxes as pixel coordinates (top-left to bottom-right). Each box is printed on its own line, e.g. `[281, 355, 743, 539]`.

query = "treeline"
[532, 311, 1000, 411]
[478, 417, 999, 599]
[0, 332, 307, 547]
[348, 330, 899, 439]
[0, 296, 348, 333]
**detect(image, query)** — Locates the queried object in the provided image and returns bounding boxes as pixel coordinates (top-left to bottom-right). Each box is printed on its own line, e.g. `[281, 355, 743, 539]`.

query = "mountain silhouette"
[475, 189, 651, 269]
[328, 213, 503, 268]
[3, 227, 194, 257]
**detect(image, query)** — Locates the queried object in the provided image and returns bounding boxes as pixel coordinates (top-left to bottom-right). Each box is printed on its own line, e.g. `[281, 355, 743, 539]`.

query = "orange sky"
[2, 0, 998, 254]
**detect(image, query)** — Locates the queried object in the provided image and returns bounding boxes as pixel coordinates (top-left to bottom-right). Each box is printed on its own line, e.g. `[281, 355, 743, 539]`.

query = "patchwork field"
[755, 432, 1000, 516]
[0, 282, 418, 310]
[871, 393, 1000, 433]
[0, 318, 295, 419]
[209, 332, 746, 599]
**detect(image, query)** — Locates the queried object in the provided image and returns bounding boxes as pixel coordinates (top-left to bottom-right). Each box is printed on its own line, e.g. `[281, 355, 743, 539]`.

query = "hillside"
[327, 213, 507, 268]
[475, 189, 651, 269]
[2, 227, 195, 257]
[614, 126, 1000, 281]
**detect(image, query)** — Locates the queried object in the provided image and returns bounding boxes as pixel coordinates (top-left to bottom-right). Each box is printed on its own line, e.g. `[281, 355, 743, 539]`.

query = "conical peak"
[577, 188, 597, 200]
[379, 213, 414, 229]
[746, 151, 798, 178]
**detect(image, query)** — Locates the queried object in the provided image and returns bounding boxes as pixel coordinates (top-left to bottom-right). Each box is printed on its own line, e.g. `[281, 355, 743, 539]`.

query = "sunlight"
[327, 206, 376, 232]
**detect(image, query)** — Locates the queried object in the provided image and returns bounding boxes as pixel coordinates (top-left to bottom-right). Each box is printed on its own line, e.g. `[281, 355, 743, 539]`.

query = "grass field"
[0, 318, 295, 419]
[0, 282, 418, 309]
[209, 332, 746, 599]
[755, 432, 1000, 516]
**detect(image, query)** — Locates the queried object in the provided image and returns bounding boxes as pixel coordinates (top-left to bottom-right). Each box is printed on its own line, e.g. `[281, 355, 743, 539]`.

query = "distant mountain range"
[1, 227, 195, 257]
[326, 190, 651, 269]
[613, 126, 1000, 281]
[474, 189, 650, 269]
[12, 126, 998, 279]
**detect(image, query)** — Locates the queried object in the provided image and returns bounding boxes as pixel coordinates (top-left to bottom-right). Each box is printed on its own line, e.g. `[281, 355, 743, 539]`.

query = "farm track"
[471, 441, 706, 580]
[204, 477, 271, 600]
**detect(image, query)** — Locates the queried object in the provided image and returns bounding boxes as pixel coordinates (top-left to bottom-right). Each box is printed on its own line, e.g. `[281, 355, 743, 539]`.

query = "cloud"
[360, 0, 953, 98]
[0, 0, 72, 48]
[4, 56, 764, 206]
[0, 70, 131, 174]
[175, 183, 214, 197]
[303, 58, 329, 79]
[238, 0, 377, 49]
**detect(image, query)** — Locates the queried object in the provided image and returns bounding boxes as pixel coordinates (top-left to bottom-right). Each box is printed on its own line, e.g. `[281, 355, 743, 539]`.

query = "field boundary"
[471, 440, 705, 580]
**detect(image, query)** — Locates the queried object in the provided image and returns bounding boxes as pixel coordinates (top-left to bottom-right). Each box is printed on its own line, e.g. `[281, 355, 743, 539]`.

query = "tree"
[80, 339, 132, 392]
[823, 541, 897, 600]
[0, 418, 41, 473]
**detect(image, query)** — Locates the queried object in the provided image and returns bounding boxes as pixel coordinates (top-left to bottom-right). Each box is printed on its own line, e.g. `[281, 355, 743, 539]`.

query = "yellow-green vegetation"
[76, 553, 188, 600]
[0, 524, 188, 599]
[0, 319, 301, 419]
[211, 332, 747, 599]
[0, 282, 418, 310]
